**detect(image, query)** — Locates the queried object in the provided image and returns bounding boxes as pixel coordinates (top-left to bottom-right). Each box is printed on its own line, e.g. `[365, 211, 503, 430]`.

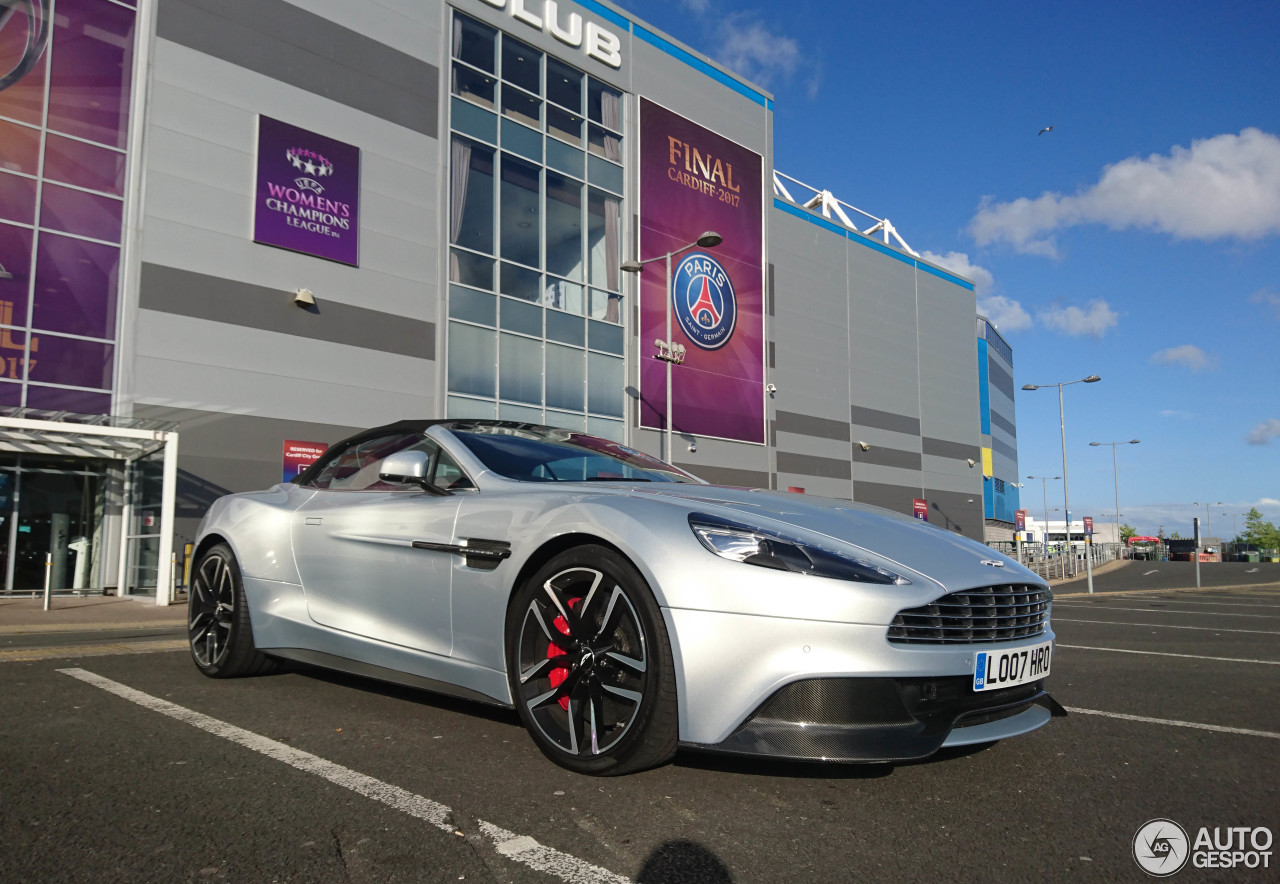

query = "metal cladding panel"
[845, 239, 922, 420]
[915, 271, 980, 471]
[629, 38, 769, 153]
[920, 487, 984, 539]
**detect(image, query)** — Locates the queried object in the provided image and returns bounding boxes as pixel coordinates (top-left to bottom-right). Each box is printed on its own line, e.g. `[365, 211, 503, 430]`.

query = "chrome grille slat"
[887, 584, 1051, 645]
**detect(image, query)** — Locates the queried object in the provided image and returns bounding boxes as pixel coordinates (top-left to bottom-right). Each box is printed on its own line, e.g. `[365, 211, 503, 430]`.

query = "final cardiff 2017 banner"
[254, 116, 361, 266]
[638, 99, 764, 444]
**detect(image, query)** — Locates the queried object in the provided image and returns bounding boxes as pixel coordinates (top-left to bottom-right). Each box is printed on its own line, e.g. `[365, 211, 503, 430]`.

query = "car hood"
[622, 484, 1042, 589]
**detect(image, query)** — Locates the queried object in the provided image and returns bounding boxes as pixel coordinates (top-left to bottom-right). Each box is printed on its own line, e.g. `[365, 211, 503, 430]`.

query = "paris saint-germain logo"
[673, 252, 736, 350]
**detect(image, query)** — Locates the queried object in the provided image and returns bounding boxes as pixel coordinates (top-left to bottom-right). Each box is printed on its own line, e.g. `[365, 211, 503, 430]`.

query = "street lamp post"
[621, 230, 723, 464]
[1023, 375, 1101, 591]
[1090, 439, 1139, 545]
[1026, 475, 1060, 561]
[1192, 501, 1222, 542]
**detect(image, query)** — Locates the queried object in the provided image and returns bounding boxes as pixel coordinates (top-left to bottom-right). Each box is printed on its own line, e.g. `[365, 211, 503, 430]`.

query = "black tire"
[506, 545, 678, 775]
[188, 542, 278, 678]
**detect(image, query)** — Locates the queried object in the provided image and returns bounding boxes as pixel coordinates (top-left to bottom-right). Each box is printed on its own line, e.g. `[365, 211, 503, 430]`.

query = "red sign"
[284, 440, 328, 483]
[1014, 509, 1026, 531]
[913, 498, 928, 521]
[1083, 516, 1094, 536]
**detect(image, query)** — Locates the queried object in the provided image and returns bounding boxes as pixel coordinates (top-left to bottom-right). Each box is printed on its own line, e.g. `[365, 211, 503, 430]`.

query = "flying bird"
[1038, 126, 1055, 136]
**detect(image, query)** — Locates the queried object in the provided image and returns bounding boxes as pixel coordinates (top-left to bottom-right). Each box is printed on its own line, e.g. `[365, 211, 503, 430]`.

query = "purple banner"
[638, 99, 764, 443]
[254, 116, 360, 266]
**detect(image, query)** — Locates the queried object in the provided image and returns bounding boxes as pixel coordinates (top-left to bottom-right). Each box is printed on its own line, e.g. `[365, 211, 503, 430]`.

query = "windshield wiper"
[584, 476, 653, 482]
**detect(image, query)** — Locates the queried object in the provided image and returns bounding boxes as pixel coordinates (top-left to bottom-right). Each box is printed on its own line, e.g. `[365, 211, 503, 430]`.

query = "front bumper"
[680, 676, 1065, 763]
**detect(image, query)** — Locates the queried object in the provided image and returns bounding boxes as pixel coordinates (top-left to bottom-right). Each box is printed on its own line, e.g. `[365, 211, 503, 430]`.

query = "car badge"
[980, 559, 1005, 568]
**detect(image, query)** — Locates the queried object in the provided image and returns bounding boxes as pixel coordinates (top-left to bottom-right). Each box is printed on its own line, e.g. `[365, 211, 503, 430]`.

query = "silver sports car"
[189, 419, 1062, 775]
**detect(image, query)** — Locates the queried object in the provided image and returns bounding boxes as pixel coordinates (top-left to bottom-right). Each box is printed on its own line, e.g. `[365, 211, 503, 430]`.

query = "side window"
[433, 449, 475, 491]
[308, 433, 423, 491]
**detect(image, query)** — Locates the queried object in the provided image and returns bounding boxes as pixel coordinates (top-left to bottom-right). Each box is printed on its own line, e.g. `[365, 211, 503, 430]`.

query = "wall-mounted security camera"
[765, 383, 777, 394]
[856, 441, 871, 452]
[688, 441, 697, 453]
[294, 288, 315, 307]
[966, 458, 977, 467]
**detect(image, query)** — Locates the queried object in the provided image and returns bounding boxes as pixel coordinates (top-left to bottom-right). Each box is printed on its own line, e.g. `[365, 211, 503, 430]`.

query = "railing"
[989, 541, 1127, 582]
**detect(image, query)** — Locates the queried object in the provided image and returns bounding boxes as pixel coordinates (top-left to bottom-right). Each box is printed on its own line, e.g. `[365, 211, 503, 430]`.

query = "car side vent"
[887, 584, 1050, 645]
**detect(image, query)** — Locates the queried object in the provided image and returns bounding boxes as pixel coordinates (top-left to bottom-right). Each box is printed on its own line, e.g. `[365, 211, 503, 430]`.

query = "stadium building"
[0, 0, 999, 599]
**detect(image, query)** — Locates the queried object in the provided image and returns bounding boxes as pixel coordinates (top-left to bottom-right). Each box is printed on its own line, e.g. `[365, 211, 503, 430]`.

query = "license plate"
[973, 641, 1052, 691]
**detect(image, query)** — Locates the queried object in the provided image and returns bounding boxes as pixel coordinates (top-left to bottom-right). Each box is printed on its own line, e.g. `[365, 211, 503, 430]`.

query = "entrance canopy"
[0, 408, 180, 605]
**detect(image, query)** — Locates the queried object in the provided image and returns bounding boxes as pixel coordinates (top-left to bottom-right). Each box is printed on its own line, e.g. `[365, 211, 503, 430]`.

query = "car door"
[291, 433, 468, 657]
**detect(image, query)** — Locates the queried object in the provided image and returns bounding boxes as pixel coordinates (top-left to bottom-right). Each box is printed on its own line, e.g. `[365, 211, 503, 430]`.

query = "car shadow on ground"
[673, 739, 993, 780]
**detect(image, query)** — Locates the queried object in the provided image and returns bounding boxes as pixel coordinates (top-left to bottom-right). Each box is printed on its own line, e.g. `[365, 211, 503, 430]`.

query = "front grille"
[887, 584, 1050, 645]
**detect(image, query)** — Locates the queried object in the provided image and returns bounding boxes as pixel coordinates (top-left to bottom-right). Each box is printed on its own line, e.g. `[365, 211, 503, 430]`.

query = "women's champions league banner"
[638, 99, 765, 444]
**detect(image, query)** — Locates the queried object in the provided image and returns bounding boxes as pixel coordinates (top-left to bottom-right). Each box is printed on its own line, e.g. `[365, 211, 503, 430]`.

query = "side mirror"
[379, 450, 449, 496]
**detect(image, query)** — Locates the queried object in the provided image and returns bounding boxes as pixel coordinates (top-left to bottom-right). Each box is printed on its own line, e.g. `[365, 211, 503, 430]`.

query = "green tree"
[1243, 508, 1280, 550]
[1171, 531, 1182, 540]
[1119, 523, 1137, 542]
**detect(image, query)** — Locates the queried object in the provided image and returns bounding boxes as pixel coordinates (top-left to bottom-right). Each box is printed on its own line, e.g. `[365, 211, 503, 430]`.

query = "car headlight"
[688, 514, 910, 585]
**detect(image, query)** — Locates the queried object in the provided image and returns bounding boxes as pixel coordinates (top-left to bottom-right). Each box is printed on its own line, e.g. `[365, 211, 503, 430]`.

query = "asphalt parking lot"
[2, 583, 1277, 883]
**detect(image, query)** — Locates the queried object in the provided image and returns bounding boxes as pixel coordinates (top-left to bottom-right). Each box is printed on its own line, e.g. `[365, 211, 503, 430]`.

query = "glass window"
[544, 410, 586, 431]
[499, 155, 540, 267]
[589, 289, 622, 324]
[587, 352, 623, 416]
[587, 189, 620, 292]
[587, 416, 625, 443]
[0, 121, 41, 175]
[29, 334, 113, 390]
[546, 106, 583, 146]
[498, 402, 544, 424]
[453, 14, 496, 72]
[450, 425, 697, 483]
[448, 284, 496, 327]
[545, 171, 582, 281]
[545, 343, 584, 411]
[544, 280, 584, 314]
[450, 249, 494, 289]
[500, 117, 541, 161]
[546, 139, 584, 178]
[46, 0, 136, 148]
[451, 97, 497, 143]
[546, 59, 582, 112]
[501, 35, 541, 93]
[500, 296, 541, 336]
[25, 385, 109, 414]
[448, 322, 497, 397]
[587, 124, 622, 164]
[545, 309, 585, 346]
[501, 86, 541, 129]
[0, 173, 38, 226]
[32, 233, 119, 339]
[43, 134, 126, 196]
[588, 319, 624, 354]
[587, 79, 623, 130]
[0, 223, 34, 323]
[452, 62, 496, 109]
[39, 183, 123, 243]
[499, 332, 542, 404]
[447, 395, 496, 419]
[500, 262, 541, 302]
[449, 137, 494, 254]
[588, 153, 624, 194]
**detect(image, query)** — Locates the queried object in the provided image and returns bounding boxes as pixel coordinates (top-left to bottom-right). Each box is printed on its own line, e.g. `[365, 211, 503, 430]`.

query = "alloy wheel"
[189, 552, 236, 668]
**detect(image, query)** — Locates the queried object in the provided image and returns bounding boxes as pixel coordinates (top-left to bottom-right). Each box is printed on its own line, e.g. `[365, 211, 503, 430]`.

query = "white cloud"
[1038, 300, 1118, 337]
[679, 0, 712, 12]
[1252, 287, 1280, 320]
[1247, 419, 1280, 445]
[919, 250, 1032, 332]
[714, 12, 800, 87]
[1260, 497, 1280, 507]
[1160, 409, 1196, 419]
[1151, 344, 1215, 371]
[969, 128, 1280, 256]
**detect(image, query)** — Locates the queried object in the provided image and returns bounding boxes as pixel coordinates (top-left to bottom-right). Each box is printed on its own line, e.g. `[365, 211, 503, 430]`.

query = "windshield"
[448, 425, 702, 484]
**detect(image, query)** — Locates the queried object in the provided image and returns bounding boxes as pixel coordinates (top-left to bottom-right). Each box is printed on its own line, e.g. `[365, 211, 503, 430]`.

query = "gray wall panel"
[776, 451, 852, 481]
[673, 462, 769, 488]
[774, 411, 849, 441]
[921, 488, 984, 537]
[157, 0, 439, 136]
[850, 404, 921, 436]
[852, 479, 921, 513]
[852, 445, 923, 472]
[140, 264, 435, 360]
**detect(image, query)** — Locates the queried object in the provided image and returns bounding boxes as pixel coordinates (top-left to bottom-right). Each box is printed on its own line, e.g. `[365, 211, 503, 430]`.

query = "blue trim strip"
[772, 198, 976, 290]
[634, 24, 769, 108]
[918, 260, 975, 291]
[575, 0, 631, 31]
[977, 339, 991, 435]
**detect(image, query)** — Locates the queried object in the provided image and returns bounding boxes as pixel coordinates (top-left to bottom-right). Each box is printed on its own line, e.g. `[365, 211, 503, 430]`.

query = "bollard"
[42, 553, 52, 611]
[170, 553, 178, 603]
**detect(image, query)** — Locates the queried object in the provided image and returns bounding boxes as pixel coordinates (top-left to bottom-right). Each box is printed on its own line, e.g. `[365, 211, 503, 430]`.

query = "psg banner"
[638, 99, 764, 443]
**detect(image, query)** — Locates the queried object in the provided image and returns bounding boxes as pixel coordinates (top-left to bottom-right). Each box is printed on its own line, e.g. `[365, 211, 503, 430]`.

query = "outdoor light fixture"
[1021, 375, 1102, 590]
[0, 262, 12, 280]
[294, 288, 315, 307]
[856, 441, 871, 452]
[966, 458, 976, 468]
[621, 231, 723, 462]
[1090, 439, 1140, 539]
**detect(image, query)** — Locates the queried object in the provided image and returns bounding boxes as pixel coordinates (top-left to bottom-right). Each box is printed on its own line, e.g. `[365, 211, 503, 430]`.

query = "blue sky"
[614, 0, 1280, 538]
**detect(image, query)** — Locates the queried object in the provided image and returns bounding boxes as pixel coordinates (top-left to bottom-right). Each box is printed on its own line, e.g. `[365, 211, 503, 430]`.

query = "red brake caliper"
[546, 597, 582, 711]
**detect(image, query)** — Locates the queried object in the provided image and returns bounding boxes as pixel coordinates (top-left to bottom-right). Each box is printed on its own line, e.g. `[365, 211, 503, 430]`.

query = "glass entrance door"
[2, 460, 106, 593]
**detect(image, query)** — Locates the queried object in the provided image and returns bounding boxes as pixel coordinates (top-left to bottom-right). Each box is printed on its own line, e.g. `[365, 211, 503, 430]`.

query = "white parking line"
[1053, 618, 1280, 635]
[1065, 707, 1280, 740]
[57, 668, 629, 884]
[1105, 598, 1280, 609]
[1057, 644, 1280, 665]
[1053, 604, 1280, 618]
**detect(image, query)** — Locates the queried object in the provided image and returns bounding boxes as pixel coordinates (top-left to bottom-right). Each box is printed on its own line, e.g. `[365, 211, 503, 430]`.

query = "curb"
[1055, 583, 1280, 600]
